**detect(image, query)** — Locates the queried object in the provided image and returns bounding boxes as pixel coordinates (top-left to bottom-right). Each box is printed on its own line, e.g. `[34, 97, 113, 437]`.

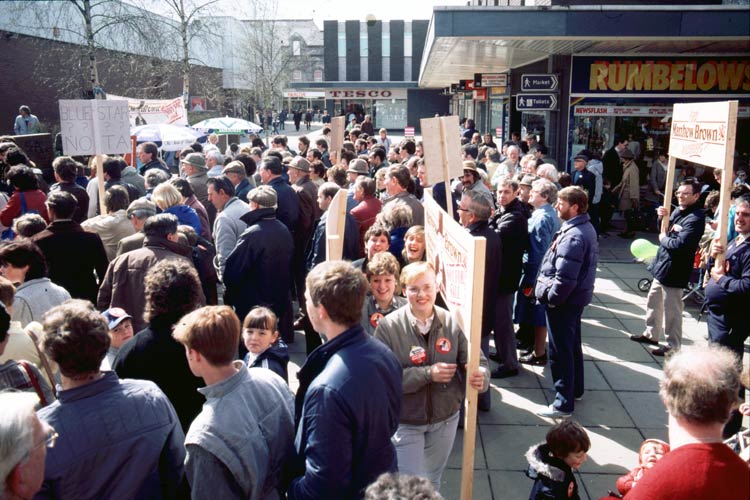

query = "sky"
[215, 0, 470, 26]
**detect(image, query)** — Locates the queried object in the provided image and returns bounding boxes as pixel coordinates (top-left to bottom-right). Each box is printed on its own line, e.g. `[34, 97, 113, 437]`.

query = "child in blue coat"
[242, 306, 289, 383]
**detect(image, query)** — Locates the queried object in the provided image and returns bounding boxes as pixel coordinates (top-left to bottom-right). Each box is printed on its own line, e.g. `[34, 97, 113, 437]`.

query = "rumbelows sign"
[572, 56, 750, 94]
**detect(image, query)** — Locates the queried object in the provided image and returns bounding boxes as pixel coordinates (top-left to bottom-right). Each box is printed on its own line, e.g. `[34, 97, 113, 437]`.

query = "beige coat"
[614, 162, 640, 211]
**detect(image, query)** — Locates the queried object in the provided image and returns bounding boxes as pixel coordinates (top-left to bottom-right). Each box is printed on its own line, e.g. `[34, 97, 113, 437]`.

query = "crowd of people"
[0, 110, 748, 500]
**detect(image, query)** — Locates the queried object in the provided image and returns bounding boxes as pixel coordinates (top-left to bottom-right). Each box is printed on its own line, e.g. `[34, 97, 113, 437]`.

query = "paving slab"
[548, 390, 635, 428]
[440, 468, 493, 500]
[597, 303, 647, 321]
[595, 361, 662, 392]
[534, 361, 609, 391]
[446, 427, 487, 470]
[478, 388, 551, 425]
[487, 364, 544, 389]
[579, 426, 642, 474]
[637, 426, 670, 443]
[483, 424, 550, 470]
[583, 337, 656, 363]
[617, 392, 668, 429]
[585, 304, 617, 319]
[489, 470, 537, 500]
[582, 318, 626, 338]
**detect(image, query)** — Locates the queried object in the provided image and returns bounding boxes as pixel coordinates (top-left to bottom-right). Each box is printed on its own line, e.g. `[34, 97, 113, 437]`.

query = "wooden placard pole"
[329, 116, 345, 167]
[96, 155, 107, 215]
[131, 135, 137, 168]
[459, 237, 486, 500]
[714, 101, 738, 270]
[439, 118, 455, 220]
[422, 191, 486, 500]
[325, 188, 347, 261]
[659, 156, 677, 234]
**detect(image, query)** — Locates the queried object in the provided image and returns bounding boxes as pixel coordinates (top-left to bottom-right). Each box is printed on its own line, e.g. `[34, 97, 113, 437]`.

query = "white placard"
[107, 94, 188, 126]
[668, 101, 737, 170]
[59, 100, 132, 156]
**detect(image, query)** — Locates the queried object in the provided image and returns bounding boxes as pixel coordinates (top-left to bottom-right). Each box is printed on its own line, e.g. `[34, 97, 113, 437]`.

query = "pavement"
[276, 122, 743, 499]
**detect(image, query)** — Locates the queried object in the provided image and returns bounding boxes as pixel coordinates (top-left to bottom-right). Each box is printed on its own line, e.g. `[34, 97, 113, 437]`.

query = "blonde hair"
[151, 183, 182, 210]
[399, 261, 434, 288]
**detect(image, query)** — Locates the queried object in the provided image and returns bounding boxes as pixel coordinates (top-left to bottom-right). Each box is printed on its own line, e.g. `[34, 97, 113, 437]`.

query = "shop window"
[313, 69, 323, 82]
[292, 70, 302, 81]
[292, 40, 301, 56]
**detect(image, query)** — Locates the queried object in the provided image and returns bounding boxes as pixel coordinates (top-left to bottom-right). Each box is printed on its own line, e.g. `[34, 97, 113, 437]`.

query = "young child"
[100, 307, 134, 371]
[526, 420, 590, 500]
[615, 439, 670, 496]
[242, 306, 289, 383]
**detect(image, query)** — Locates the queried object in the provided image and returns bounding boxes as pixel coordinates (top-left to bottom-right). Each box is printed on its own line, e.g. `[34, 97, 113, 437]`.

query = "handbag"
[18, 359, 49, 406]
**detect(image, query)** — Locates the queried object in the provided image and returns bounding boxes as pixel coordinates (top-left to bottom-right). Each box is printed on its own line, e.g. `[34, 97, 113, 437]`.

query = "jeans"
[392, 411, 460, 492]
[546, 304, 585, 413]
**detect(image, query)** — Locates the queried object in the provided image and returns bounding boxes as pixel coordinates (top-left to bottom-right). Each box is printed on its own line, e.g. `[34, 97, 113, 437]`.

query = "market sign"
[521, 74, 558, 92]
[668, 101, 737, 171]
[571, 56, 750, 95]
[325, 89, 407, 99]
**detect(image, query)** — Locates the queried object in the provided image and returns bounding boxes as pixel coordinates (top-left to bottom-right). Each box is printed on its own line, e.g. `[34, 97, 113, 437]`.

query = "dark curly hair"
[144, 259, 201, 323]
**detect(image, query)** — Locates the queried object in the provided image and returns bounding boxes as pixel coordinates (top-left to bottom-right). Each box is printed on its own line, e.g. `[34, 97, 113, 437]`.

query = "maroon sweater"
[624, 443, 749, 500]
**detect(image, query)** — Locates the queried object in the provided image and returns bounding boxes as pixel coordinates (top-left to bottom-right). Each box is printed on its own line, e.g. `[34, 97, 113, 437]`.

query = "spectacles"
[456, 207, 469, 212]
[34, 429, 58, 450]
[406, 284, 435, 296]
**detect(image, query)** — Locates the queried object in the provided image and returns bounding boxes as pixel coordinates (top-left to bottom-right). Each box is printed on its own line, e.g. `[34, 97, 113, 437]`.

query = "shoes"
[536, 404, 572, 418]
[491, 367, 519, 379]
[630, 335, 659, 346]
[618, 231, 635, 239]
[575, 395, 583, 401]
[652, 346, 672, 357]
[293, 314, 307, 330]
[519, 351, 547, 366]
[489, 352, 501, 363]
[516, 341, 533, 352]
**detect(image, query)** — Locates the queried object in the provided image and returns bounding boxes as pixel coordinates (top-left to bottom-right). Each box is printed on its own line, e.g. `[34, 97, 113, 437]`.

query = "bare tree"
[240, 0, 296, 116]
[142, 0, 221, 103]
[10, 1, 165, 97]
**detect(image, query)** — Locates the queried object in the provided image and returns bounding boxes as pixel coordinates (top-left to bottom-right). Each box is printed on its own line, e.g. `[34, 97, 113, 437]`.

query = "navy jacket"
[224, 208, 294, 326]
[305, 211, 360, 272]
[705, 236, 750, 316]
[490, 198, 530, 293]
[535, 213, 598, 308]
[244, 341, 290, 383]
[649, 203, 705, 288]
[573, 168, 596, 204]
[289, 324, 402, 499]
[235, 177, 252, 203]
[267, 176, 300, 234]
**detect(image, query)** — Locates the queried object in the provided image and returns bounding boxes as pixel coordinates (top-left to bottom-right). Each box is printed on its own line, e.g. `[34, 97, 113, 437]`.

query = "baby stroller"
[634, 247, 707, 319]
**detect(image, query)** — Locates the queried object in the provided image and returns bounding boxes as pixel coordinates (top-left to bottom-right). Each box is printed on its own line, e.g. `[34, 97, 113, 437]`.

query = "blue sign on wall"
[516, 94, 558, 111]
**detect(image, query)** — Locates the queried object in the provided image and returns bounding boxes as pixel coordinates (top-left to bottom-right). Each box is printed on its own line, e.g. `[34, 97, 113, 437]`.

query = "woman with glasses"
[374, 262, 489, 493]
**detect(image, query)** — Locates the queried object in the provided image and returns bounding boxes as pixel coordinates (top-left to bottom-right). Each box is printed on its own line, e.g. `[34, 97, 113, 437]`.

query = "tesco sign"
[326, 89, 407, 99]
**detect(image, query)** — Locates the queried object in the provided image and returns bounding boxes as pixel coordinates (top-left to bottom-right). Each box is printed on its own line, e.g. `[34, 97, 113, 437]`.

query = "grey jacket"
[121, 166, 146, 196]
[382, 191, 425, 226]
[37, 372, 185, 499]
[185, 362, 294, 500]
[12, 278, 71, 327]
[374, 305, 489, 425]
[213, 197, 249, 278]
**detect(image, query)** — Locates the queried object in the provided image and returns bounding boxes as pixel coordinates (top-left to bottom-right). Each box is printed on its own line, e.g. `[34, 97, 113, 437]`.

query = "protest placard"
[59, 99, 132, 214]
[423, 190, 486, 500]
[420, 116, 463, 218]
[107, 95, 188, 126]
[325, 188, 348, 261]
[329, 116, 346, 166]
[664, 101, 738, 267]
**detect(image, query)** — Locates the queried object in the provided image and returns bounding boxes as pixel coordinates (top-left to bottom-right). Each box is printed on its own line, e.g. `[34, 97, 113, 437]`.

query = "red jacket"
[0, 190, 49, 227]
[350, 196, 382, 256]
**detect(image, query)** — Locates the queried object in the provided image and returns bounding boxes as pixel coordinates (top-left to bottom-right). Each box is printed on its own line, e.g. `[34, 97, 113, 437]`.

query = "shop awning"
[418, 5, 750, 89]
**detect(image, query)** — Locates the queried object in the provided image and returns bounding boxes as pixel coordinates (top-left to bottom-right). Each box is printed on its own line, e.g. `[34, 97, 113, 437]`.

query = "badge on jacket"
[370, 312, 384, 328]
[410, 346, 426, 365]
[436, 338, 452, 354]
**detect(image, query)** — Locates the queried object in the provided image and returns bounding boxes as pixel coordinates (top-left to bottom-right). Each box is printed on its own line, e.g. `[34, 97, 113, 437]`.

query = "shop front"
[283, 91, 325, 115]
[567, 55, 750, 167]
[325, 88, 409, 129]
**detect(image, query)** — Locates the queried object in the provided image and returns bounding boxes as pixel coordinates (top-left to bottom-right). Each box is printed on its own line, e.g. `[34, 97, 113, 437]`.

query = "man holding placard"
[631, 179, 705, 356]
